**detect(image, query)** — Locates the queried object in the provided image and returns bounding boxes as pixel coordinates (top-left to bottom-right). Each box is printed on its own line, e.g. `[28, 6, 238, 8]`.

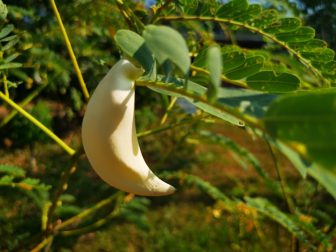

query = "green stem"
[30, 235, 53, 252]
[45, 148, 84, 233]
[0, 84, 47, 128]
[160, 96, 177, 125]
[158, 15, 329, 87]
[0, 91, 75, 156]
[190, 65, 248, 88]
[55, 194, 118, 231]
[3, 74, 8, 97]
[266, 141, 298, 252]
[49, 0, 90, 101]
[136, 79, 259, 129]
[60, 194, 124, 237]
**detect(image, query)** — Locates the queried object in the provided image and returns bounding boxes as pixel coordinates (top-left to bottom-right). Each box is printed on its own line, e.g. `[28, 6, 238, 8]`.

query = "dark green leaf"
[289, 39, 327, 51]
[222, 51, 246, 74]
[276, 27, 315, 43]
[265, 18, 301, 34]
[246, 71, 300, 92]
[301, 48, 335, 62]
[225, 56, 264, 80]
[143, 25, 190, 75]
[251, 9, 278, 28]
[236, 4, 261, 22]
[216, 0, 249, 19]
[264, 89, 336, 169]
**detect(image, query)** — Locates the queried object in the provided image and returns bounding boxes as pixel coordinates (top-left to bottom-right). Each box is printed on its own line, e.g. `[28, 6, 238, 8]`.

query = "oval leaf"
[264, 89, 336, 169]
[206, 45, 222, 101]
[246, 71, 300, 92]
[114, 29, 156, 80]
[143, 25, 190, 75]
[276, 27, 315, 43]
[225, 56, 264, 80]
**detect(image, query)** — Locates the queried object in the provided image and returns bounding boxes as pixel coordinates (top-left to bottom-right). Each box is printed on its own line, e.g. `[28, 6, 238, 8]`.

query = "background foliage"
[0, 0, 335, 251]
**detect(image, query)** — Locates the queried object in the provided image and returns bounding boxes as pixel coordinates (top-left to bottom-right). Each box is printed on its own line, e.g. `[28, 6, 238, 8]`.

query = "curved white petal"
[82, 59, 175, 196]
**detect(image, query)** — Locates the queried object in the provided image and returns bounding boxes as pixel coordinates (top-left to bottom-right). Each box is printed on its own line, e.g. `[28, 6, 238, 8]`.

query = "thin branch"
[160, 96, 177, 125]
[49, 0, 90, 101]
[30, 235, 53, 252]
[0, 91, 76, 156]
[136, 79, 259, 129]
[45, 148, 84, 234]
[54, 194, 118, 231]
[0, 84, 47, 128]
[3, 74, 9, 97]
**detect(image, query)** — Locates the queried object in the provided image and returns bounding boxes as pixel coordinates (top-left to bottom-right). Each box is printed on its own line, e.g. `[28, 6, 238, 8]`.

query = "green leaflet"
[114, 29, 156, 81]
[301, 48, 335, 62]
[143, 25, 190, 75]
[264, 89, 336, 170]
[225, 56, 264, 80]
[264, 17, 301, 34]
[216, 0, 249, 19]
[222, 51, 246, 74]
[246, 71, 300, 92]
[276, 26, 315, 42]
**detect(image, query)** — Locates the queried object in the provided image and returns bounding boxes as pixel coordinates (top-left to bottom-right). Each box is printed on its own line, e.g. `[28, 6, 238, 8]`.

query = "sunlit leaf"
[114, 29, 156, 81]
[143, 25, 190, 75]
[264, 89, 336, 170]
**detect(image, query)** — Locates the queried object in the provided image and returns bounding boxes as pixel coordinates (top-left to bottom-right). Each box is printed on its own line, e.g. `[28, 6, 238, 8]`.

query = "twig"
[30, 235, 53, 252]
[49, 0, 90, 101]
[266, 141, 298, 252]
[0, 91, 75, 156]
[45, 148, 84, 234]
[3, 74, 8, 97]
[0, 84, 47, 128]
[160, 96, 177, 125]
